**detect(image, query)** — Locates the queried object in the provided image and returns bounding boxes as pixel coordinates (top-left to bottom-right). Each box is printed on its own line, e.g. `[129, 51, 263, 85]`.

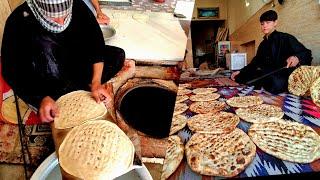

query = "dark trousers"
[235, 68, 292, 94]
[100, 45, 125, 83]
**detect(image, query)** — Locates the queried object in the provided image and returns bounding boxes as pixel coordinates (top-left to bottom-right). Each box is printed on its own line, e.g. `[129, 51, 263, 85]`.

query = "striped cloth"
[26, 0, 73, 33]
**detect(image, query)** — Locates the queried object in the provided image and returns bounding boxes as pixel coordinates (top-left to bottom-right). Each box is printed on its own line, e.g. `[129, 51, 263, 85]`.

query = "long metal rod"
[246, 66, 287, 85]
[14, 93, 30, 180]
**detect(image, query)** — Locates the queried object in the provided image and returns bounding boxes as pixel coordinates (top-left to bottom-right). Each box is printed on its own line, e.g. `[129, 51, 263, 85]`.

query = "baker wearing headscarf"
[2, 0, 126, 123]
[26, 0, 73, 33]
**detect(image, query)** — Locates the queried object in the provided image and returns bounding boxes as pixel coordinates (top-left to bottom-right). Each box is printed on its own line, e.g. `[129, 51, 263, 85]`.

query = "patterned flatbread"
[288, 66, 313, 96]
[192, 88, 218, 95]
[59, 120, 135, 179]
[248, 119, 320, 163]
[189, 93, 220, 102]
[189, 101, 226, 114]
[54, 90, 107, 129]
[179, 83, 192, 88]
[173, 103, 188, 115]
[311, 77, 320, 107]
[177, 88, 192, 96]
[169, 114, 187, 135]
[226, 96, 263, 108]
[235, 104, 284, 123]
[185, 129, 256, 177]
[161, 135, 184, 180]
[176, 95, 189, 103]
[187, 112, 239, 134]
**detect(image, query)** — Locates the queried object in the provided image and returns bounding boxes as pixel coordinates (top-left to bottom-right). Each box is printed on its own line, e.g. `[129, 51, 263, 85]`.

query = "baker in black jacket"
[231, 10, 312, 94]
[1, 0, 125, 122]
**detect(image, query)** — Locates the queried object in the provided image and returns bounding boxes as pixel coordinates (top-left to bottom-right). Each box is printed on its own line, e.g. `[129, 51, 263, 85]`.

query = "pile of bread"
[53, 90, 135, 180]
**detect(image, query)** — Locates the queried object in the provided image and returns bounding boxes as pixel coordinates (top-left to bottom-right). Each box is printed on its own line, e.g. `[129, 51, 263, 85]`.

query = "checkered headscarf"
[26, 0, 73, 33]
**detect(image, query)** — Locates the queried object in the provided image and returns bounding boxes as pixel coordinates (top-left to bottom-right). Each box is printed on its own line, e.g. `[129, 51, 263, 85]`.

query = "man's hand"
[91, 81, 113, 104]
[286, 56, 299, 68]
[39, 96, 59, 123]
[231, 71, 240, 81]
[96, 12, 110, 24]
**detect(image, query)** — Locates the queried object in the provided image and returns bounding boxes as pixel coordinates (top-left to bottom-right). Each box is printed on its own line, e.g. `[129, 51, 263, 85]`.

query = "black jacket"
[241, 30, 312, 74]
[1, 1, 105, 108]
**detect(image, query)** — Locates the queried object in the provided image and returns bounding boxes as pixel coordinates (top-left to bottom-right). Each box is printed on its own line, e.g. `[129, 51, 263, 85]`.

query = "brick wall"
[229, 0, 320, 65]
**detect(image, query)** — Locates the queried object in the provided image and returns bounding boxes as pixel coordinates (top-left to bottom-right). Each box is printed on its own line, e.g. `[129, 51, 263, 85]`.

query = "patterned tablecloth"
[167, 82, 320, 179]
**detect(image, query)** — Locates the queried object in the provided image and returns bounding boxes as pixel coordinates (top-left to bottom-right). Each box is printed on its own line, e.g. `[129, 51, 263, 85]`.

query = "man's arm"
[287, 34, 312, 66]
[90, 0, 110, 24]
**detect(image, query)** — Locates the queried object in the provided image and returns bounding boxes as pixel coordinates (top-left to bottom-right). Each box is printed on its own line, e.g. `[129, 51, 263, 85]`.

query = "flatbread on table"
[59, 120, 135, 180]
[177, 88, 192, 96]
[189, 101, 226, 114]
[176, 95, 189, 103]
[169, 114, 187, 135]
[288, 66, 313, 96]
[173, 103, 189, 115]
[187, 112, 239, 134]
[54, 90, 107, 129]
[189, 93, 220, 102]
[311, 76, 320, 107]
[235, 104, 284, 123]
[161, 135, 184, 180]
[192, 88, 218, 95]
[248, 119, 320, 163]
[226, 95, 263, 108]
[185, 129, 256, 177]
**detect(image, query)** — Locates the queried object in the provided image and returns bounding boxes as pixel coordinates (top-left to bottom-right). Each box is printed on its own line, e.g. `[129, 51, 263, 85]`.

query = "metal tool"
[246, 66, 287, 85]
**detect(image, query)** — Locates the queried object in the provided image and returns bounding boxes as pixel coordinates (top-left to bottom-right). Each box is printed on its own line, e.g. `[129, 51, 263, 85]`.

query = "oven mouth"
[118, 85, 176, 138]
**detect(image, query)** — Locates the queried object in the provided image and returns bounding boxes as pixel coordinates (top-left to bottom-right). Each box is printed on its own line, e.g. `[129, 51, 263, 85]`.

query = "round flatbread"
[176, 95, 189, 103]
[179, 83, 192, 88]
[235, 104, 284, 123]
[132, 13, 149, 23]
[170, 114, 187, 135]
[226, 96, 263, 108]
[54, 90, 107, 129]
[192, 88, 218, 95]
[185, 129, 256, 177]
[177, 88, 192, 96]
[288, 66, 313, 96]
[59, 120, 135, 179]
[161, 135, 184, 180]
[173, 103, 188, 115]
[187, 112, 239, 134]
[248, 119, 320, 163]
[189, 93, 220, 102]
[311, 77, 320, 107]
[189, 101, 226, 114]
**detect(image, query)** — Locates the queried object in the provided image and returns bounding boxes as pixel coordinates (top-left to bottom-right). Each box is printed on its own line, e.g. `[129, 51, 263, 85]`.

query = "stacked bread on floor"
[53, 90, 134, 180]
[162, 85, 320, 179]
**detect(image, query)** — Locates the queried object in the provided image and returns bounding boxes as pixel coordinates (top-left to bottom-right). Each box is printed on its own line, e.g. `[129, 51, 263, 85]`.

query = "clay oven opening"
[119, 86, 176, 138]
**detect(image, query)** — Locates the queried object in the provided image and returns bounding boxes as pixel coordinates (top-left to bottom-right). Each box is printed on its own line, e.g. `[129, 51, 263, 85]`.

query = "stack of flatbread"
[161, 135, 184, 180]
[54, 90, 107, 129]
[248, 119, 320, 163]
[59, 120, 135, 179]
[288, 66, 320, 96]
